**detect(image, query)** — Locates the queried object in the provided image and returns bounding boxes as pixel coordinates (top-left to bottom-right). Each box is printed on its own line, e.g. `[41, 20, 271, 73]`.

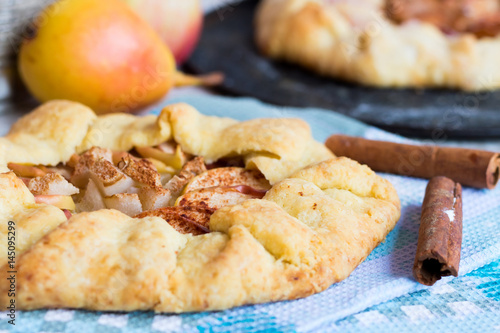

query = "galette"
[0, 100, 400, 312]
[255, 0, 500, 91]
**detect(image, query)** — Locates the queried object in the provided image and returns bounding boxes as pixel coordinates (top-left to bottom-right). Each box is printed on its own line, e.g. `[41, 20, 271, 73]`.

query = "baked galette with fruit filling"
[0, 100, 400, 312]
[256, 0, 500, 91]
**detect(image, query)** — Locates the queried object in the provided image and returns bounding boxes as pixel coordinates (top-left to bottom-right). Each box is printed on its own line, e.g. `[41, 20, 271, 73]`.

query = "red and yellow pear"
[18, 0, 176, 114]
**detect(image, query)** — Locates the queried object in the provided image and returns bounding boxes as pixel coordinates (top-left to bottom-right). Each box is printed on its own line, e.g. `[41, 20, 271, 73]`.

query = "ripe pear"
[18, 0, 176, 114]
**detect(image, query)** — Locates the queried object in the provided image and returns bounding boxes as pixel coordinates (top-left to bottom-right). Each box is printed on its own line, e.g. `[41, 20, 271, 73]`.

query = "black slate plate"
[187, 0, 500, 138]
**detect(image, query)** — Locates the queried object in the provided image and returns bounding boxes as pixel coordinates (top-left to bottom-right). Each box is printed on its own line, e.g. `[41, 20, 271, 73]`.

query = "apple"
[122, 0, 203, 64]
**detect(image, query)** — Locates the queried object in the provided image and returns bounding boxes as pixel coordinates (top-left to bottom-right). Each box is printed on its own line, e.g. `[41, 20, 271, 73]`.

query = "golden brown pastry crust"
[77, 111, 171, 153]
[0, 101, 96, 173]
[255, 0, 500, 91]
[0, 173, 67, 268]
[165, 103, 314, 163]
[0, 100, 333, 183]
[0, 101, 400, 312]
[0, 158, 399, 312]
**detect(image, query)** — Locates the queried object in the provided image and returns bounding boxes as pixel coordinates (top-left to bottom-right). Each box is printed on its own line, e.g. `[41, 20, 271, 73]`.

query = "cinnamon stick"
[413, 176, 463, 286]
[325, 135, 500, 189]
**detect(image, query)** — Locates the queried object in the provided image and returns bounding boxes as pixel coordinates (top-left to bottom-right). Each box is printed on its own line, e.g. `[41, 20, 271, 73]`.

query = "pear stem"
[174, 71, 224, 88]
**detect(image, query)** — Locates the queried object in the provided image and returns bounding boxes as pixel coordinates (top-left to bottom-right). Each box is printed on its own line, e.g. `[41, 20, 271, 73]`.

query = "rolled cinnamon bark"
[325, 135, 500, 189]
[413, 176, 463, 286]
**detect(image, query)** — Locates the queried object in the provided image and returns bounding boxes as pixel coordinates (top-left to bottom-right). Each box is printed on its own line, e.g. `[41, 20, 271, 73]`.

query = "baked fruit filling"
[386, 0, 500, 37]
[7, 143, 271, 235]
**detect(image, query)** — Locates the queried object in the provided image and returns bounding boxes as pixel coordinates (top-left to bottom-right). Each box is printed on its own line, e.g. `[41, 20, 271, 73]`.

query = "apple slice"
[103, 193, 143, 217]
[135, 206, 210, 235]
[176, 187, 255, 212]
[75, 179, 106, 212]
[184, 167, 271, 193]
[135, 145, 187, 169]
[35, 194, 76, 210]
[29, 173, 79, 196]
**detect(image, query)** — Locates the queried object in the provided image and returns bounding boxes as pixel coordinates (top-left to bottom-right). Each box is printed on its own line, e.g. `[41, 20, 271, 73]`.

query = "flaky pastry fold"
[1, 100, 332, 184]
[0, 101, 95, 172]
[0, 173, 67, 268]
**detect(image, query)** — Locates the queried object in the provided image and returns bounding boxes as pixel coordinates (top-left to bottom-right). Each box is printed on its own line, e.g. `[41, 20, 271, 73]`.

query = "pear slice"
[29, 173, 79, 196]
[137, 186, 172, 211]
[71, 147, 113, 188]
[136, 145, 187, 170]
[103, 193, 143, 217]
[89, 158, 134, 197]
[145, 158, 174, 186]
[7, 163, 46, 178]
[75, 178, 106, 213]
[135, 206, 211, 235]
[46, 165, 73, 181]
[34, 194, 76, 210]
[112, 151, 131, 166]
[156, 141, 176, 154]
[164, 157, 207, 199]
[176, 187, 255, 212]
[117, 154, 162, 188]
[184, 167, 271, 194]
[145, 157, 176, 175]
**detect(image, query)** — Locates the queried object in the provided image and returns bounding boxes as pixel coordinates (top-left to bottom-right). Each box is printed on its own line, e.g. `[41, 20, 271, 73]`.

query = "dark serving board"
[187, 0, 500, 138]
